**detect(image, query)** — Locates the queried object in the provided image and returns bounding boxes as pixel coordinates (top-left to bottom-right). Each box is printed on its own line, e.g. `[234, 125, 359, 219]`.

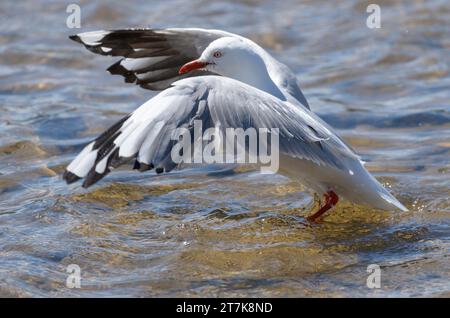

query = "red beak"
[179, 60, 208, 75]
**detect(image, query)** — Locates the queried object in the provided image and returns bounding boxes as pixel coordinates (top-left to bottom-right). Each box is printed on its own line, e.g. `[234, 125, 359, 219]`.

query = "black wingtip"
[139, 163, 154, 172]
[63, 170, 81, 184]
[69, 34, 82, 43]
[107, 61, 136, 83]
[82, 169, 109, 189]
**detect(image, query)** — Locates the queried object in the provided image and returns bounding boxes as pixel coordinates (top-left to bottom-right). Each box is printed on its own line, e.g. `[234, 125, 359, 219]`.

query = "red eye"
[213, 51, 222, 58]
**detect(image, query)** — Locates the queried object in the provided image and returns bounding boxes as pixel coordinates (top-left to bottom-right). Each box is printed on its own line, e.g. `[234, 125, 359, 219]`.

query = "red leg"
[307, 190, 339, 222]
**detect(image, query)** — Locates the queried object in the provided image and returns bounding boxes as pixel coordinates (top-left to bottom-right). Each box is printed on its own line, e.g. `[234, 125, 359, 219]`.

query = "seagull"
[65, 29, 407, 221]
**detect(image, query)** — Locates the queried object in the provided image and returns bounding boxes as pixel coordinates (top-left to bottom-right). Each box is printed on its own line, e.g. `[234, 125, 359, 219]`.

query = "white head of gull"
[179, 37, 285, 101]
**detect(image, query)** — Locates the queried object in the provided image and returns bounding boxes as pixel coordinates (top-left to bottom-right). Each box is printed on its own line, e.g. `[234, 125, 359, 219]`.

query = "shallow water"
[0, 0, 449, 297]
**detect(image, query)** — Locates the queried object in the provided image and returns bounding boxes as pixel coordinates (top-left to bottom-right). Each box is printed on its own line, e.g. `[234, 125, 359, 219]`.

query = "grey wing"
[206, 77, 358, 168]
[63, 76, 358, 188]
[266, 59, 310, 109]
[283, 76, 310, 109]
[63, 81, 213, 187]
[69, 28, 236, 90]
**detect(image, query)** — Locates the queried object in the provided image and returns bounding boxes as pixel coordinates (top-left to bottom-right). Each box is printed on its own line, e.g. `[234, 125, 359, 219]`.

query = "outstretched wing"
[64, 76, 357, 188]
[69, 28, 236, 90]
